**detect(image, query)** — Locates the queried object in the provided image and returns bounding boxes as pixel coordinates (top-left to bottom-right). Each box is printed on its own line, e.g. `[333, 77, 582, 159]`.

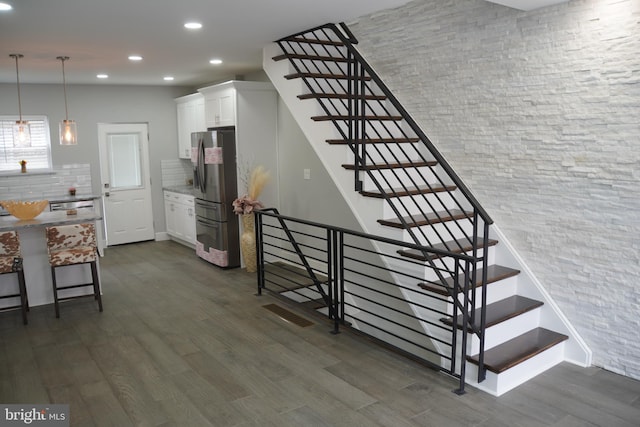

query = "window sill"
[0, 170, 56, 177]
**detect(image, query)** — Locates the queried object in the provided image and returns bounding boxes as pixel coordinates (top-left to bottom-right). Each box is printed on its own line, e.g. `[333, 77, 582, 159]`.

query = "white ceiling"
[0, 0, 565, 87]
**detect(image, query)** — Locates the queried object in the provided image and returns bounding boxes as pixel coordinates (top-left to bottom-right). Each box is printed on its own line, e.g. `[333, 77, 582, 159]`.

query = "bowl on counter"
[0, 200, 49, 220]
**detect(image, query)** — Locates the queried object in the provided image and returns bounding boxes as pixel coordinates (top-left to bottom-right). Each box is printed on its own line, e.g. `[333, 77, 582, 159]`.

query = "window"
[0, 116, 52, 172]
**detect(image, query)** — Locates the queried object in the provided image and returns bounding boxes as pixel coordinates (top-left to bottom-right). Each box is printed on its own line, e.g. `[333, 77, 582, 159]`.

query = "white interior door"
[98, 123, 155, 246]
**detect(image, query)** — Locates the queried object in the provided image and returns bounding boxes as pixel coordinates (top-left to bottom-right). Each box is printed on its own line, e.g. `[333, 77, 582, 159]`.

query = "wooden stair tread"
[417, 264, 518, 296]
[360, 183, 456, 198]
[284, 73, 372, 81]
[283, 37, 344, 47]
[273, 53, 349, 63]
[327, 137, 419, 144]
[298, 93, 386, 101]
[441, 295, 543, 330]
[378, 209, 472, 229]
[467, 327, 568, 373]
[312, 115, 403, 122]
[342, 160, 437, 170]
[400, 237, 500, 262]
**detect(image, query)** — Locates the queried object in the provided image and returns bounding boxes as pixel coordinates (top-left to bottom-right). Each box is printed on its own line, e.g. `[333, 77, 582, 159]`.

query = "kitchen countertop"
[47, 194, 102, 204]
[163, 185, 194, 196]
[0, 210, 102, 232]
[0, 194, 101, 204]
[0, 194, 102, 216]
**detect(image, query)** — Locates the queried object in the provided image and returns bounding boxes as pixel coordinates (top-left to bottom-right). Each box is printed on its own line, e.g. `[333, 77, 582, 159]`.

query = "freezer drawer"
[195, 215, 239, 268]
[194, 198, 228, 222]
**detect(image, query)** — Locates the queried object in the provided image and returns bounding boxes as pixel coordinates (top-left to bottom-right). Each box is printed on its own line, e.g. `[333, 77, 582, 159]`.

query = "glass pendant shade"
[57, 56, 77, 145]
[59, 119, 77, 145]
[13, 120, 31, 147]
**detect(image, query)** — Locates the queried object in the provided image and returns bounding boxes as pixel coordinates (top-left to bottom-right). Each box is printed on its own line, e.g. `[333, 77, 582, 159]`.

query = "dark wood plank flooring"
[1, 240, 638, 426]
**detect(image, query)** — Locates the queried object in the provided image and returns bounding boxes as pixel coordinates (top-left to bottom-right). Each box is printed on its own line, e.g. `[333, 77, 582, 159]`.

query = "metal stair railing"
[256, 208, 476, 394]
[256, 208, 335, 317]
[275, 23, 494, 382]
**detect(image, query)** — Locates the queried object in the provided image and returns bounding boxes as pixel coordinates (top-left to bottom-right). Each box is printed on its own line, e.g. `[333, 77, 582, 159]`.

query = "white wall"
[0, 83, 193, 233]
[350, 0, 640, 378]
[276, 97, 363, 230]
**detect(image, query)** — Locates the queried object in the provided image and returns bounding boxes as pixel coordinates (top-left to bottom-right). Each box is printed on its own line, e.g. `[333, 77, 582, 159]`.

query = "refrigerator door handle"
[199, 137, 208, 193]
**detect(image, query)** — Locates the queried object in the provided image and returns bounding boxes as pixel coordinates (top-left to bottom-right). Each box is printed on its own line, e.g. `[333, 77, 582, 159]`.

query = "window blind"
[0, 116, 52, 172]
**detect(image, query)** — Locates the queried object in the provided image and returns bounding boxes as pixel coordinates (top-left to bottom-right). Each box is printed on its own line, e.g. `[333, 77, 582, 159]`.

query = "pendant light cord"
[57, 56, 70, 120]
[10, 54, 24, 122]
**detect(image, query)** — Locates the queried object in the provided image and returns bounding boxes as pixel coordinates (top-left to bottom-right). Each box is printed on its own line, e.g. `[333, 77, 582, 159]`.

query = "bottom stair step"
[467, 327, 568, 373]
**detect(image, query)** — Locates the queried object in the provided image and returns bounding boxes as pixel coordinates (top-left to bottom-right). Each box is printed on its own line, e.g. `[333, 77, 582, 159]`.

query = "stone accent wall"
[350, 0, 640, 378]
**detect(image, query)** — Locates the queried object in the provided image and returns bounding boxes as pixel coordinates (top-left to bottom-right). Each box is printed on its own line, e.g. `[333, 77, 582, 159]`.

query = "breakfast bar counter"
[0, 211, 102, 310]
[0, 210, 101, 232]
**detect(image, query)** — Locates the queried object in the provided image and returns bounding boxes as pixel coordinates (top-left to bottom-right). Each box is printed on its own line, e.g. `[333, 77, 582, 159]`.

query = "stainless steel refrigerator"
[191, 128, 240, 268]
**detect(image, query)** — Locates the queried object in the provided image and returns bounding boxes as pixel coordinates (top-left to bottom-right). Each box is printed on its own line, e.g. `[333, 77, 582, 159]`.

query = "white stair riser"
[465, 342, 566, 396]
[464, 309, 542, 354]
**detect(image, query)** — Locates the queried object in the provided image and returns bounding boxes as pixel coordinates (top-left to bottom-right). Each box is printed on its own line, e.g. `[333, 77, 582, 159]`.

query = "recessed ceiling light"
[163, 76, 174, 81]
[128, 55, 143, 61]
[0, 3, 12, 11]
[184, 22, 202, 30]
[96, 74, 109, 79]
[209, 59, 223, 65]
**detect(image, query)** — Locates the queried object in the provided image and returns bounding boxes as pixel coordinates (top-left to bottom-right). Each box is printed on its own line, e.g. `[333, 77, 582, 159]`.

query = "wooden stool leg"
[90, 261, 103, 312]
[51, 266, 60, 318]
[17, 270, 28, 325]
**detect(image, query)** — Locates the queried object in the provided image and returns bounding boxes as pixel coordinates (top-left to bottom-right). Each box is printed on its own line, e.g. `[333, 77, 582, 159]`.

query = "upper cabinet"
[175, 93, 205, 159]
[202, 85, 235, 128]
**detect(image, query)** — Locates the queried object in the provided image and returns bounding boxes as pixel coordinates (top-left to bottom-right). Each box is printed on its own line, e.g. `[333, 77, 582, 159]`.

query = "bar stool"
[0, 230, 29, 325]
[46, 223, 103, 318]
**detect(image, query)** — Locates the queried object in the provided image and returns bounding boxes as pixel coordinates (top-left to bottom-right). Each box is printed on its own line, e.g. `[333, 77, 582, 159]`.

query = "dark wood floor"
[1, 240, 639, 426]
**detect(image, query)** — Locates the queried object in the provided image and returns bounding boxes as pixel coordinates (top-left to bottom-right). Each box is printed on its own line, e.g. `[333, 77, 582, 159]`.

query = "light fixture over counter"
[9, 53, 31, 147]
[57, 56, 77, 145]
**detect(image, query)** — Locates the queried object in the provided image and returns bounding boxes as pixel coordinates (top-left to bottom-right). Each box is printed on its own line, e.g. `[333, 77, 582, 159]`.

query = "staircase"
[262, 23, 590, 396]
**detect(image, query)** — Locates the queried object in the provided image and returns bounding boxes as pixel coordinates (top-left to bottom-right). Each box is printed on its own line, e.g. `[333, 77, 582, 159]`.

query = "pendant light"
[57, 56, 77, 145]
[9, 54, 31, 147]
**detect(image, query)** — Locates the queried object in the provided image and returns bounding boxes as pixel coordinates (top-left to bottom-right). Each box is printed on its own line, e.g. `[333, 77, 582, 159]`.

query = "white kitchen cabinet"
[202, 85, 235, 128]
[164, 191, 195, 245]
[175, 93, 205, 159]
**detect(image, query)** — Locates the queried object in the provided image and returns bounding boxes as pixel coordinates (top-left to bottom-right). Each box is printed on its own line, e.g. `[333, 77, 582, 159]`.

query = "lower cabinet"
[164, 191, 195, 245]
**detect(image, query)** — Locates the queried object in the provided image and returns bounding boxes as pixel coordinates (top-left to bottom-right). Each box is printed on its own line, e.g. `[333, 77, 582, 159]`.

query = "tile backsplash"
[0, 164, 92, 200]
[161, 159, 193, 187]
